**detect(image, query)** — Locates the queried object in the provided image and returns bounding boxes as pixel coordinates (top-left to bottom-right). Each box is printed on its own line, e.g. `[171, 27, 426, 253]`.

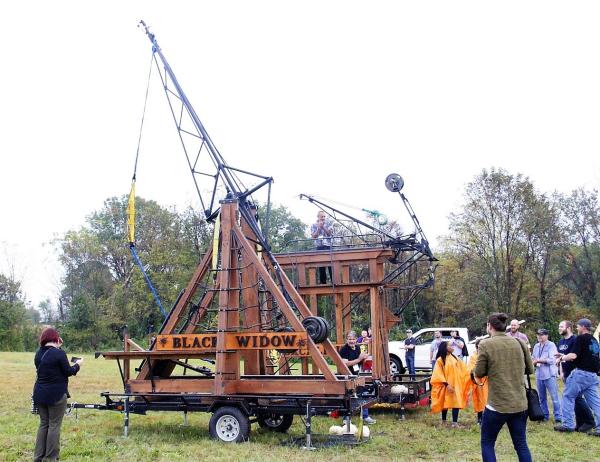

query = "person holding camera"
[310, 210, 333, 284]
[33, 327, 83, 462]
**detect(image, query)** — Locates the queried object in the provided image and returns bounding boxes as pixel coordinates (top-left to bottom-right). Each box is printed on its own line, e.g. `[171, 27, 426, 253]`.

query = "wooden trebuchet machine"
[79, 22, 376, 444]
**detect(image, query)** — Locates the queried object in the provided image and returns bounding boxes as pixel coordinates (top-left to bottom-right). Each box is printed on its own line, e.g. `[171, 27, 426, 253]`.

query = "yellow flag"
[212, 213, 220, 270]
[127, 181, 136, 244]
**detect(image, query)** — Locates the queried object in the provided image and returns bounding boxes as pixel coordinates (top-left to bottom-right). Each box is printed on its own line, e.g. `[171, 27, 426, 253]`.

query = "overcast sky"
[1, 1, 599, 308]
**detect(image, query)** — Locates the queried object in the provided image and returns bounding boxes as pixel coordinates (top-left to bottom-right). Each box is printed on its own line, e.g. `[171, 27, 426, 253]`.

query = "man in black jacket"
[554, 319, 600, 436]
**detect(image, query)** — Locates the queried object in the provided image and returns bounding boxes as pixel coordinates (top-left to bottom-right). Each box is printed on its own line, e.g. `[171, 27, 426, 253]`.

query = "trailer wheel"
[389, 355, 406, 375]
[256, 413, 294, 432]
[209, 406, 250, 443]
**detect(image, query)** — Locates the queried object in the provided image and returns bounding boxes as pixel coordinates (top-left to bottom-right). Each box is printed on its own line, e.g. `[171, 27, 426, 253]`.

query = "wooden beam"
[276, 248, 394, 265]
[224, 379, 347, 395]
[240, 217, 262, 375]
[126, 338, 146, 352]
[279, 283, 394, 296]
[215, 202, 240, 395]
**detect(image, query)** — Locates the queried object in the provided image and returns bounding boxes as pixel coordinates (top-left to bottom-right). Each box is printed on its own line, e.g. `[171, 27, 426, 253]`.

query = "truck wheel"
[390, 356, 405, 375]
[209, 406, 250, 443]
[256, 413, 294, 432]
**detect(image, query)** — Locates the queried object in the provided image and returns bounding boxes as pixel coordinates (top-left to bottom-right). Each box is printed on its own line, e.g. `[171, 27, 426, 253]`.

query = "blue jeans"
[562, 369, 600, 430]
[536, 376, 561, 421]
[481, 408, 531, 462]
[406, 354, 415, 375]
[575, 395, 596, 428]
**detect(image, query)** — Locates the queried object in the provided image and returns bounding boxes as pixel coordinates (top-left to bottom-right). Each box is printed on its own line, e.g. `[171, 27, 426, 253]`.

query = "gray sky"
[1, 1, 599, 308]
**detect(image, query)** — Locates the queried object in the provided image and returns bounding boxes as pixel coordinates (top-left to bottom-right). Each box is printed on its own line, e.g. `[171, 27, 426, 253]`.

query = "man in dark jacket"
[554, 319, 600, 436]
[556, 320, 595, 432]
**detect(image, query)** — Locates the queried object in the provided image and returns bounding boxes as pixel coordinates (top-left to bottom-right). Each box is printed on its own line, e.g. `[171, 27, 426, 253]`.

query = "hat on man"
[576, 318, 592, 330]
[405, 329, 412, 333]
[536, 328, 549, 335]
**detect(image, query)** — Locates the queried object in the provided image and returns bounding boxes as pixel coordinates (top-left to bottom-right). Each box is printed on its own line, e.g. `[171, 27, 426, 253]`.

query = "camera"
[71, 356, 82, 363]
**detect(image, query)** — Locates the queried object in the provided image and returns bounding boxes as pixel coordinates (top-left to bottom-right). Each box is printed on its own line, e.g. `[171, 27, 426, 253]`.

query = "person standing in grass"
[466, 339, 488, 424]
[403, 329, 417, 376]
[555, 320, 595, 432]
[430, 330, 443, 369]
[430, 341, 469, 427]
[33, 327, 83, 462]
[474, 312, 534, 462]
[506, 319, 531, 351]
[532, 328, 561, 423]
[554, 318, 600, 436]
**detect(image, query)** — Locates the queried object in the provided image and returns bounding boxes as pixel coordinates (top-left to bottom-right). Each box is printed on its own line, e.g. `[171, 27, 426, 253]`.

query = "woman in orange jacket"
[466, 339, 489, 424]
[430, 340, 470, 427]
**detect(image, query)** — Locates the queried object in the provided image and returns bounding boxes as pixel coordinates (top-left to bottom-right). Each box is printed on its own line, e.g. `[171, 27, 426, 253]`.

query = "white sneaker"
[363, 416, 376, 424]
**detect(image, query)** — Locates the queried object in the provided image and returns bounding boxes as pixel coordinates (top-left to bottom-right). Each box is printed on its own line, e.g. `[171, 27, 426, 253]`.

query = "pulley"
[302, 316, 330, 344]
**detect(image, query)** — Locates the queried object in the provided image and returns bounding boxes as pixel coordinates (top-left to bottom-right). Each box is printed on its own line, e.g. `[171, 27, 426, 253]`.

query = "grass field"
[0, 352, 594, 462]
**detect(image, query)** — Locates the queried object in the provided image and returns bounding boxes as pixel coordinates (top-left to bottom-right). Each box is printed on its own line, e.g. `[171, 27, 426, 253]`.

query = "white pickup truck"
[388, 327, 476, 373]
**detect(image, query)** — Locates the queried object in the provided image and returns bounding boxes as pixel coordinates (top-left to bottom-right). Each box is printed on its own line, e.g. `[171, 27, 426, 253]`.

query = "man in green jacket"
[474, 312, 535, 462]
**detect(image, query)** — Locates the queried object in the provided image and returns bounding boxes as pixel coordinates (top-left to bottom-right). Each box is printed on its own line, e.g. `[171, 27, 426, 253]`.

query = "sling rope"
[127, 52, 167, 319]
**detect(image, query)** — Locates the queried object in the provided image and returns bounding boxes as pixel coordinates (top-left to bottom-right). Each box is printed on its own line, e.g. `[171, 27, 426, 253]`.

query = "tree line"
[1, 168, 598, 350]
[403, 168, 600, 339]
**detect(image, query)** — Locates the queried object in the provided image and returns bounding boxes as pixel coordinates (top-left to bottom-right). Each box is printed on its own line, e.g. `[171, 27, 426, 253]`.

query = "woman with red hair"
[33, 328, 83, 462]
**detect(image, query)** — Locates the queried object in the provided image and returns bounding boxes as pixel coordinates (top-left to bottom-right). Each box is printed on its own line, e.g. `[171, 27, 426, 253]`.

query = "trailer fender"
[208, 400, 252, 416]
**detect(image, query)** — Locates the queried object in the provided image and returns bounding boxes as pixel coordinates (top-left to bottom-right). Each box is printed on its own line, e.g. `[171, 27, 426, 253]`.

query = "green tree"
[445, 168, 537, 316]
[525, 193, 569, 326]
[0, 272, 36, 350]
[559, 188, 600, 316]
[258, 203, 307, 253]
[57, 196, 213, 349]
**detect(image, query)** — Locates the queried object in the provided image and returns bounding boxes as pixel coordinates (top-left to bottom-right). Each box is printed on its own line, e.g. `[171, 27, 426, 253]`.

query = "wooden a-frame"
[101, 199, 362, 397]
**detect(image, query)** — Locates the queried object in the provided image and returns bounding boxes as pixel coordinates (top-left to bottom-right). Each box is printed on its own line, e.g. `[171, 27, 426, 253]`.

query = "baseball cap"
[405, 329, 412, 333]
[577, 318, 592, 329]
[536, 328, 549, 335]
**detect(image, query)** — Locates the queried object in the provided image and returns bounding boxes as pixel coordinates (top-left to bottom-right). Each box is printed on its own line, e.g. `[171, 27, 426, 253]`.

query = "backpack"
[591, 337, 600, 374]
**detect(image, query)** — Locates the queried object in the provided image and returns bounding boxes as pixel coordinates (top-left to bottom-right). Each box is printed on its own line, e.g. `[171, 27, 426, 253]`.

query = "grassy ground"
[0, 352, 593, 462]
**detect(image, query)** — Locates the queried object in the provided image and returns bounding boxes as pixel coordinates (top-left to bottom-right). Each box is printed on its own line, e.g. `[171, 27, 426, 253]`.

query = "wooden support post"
[308, 268, 317, 311]
[335, 294, 344, 343]
[370, 286, 382, 380]
[215, 202, 240, 395]
[240, 216, 261, 375]
[342, 290, 352, 336]
[333, 261, 342, 285]
[123, 331, 130, 383]
[297, 264, 307, 286]
[341, 265, 350, 285]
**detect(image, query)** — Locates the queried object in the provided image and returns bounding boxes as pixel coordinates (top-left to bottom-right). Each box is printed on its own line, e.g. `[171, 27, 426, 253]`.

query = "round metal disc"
[385, 173, 404, 192]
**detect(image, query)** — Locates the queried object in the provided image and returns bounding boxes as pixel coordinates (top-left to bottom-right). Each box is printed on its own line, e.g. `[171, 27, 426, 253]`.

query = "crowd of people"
[428, 314, 600, 462]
